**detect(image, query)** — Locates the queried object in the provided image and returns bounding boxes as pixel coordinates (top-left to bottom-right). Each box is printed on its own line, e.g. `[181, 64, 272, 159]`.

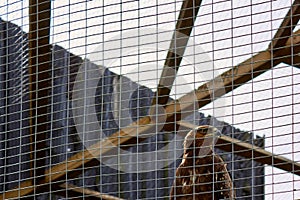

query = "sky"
[0, 0, 300, 199]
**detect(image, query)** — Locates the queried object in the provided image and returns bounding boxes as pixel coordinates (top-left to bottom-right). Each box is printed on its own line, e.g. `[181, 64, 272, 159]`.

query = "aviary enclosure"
[0, 0, 299, 199]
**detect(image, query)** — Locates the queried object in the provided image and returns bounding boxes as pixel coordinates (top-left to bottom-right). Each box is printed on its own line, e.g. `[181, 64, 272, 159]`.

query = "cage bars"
[1, 28, 300, 199]
[46, 25, 300, 190]
[1, 0, 300, 199]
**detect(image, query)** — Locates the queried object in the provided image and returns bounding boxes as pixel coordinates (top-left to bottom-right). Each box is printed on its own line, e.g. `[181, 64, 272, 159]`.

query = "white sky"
[1, 0, 300, 199]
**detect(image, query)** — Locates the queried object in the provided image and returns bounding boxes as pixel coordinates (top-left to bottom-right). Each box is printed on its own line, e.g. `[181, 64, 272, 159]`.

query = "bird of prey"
[170, 125, 235, 200]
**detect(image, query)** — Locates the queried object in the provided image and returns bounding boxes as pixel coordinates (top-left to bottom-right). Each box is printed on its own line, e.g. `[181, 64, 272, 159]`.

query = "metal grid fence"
[0, 0, 299, 199]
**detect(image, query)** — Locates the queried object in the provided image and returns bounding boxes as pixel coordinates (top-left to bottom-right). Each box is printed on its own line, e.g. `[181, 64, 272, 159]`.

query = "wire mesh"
[0, 0, 299, 199]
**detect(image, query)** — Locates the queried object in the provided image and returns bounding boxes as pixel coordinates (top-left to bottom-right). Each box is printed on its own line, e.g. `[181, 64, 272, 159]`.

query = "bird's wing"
[213, 154, 236, 199]
[170, 163, 189, 200]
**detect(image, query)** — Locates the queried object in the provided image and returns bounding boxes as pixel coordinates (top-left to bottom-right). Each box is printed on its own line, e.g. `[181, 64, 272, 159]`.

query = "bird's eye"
[200, 128, 207, 133]
[196, 126, 209, 133]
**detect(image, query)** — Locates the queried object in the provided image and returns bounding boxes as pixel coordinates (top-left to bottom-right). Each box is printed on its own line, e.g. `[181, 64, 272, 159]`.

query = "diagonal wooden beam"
[152, 0, 202, 106]
[287, 55, 300, 68]
[282, 52, 300, 68]
[1, 25, 300, 200]
[269, 0, 300, 50]
[178, 121, 300, 176]
[282, 29, 300, 68]
[57, 183, 125, 200]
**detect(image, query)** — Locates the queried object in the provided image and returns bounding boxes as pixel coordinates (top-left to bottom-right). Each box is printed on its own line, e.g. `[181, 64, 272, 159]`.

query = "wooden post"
[28, 0, 51, 193]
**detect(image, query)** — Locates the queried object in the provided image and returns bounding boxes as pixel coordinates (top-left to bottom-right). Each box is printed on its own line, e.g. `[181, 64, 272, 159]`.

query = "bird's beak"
[215, 129, 222, 137]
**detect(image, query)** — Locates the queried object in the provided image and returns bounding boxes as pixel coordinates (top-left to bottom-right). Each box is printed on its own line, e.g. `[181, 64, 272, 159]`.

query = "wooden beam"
[177, 121, 300, 176]
[28, 0, 51, 189]
[0, 180, 35, 199]
[57, 183, 125, 200]
[283, 54, 300, 68]
[217, 136, 300, 176]
[282, 29, 300, 68]
[2, 21, 300, 200]
[152, 0, 202, 105]
[269, 0, 300, 50]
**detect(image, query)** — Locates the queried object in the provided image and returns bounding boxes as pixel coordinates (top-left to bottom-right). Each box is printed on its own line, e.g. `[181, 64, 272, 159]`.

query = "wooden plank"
[282, 29, 300, 68]
[269, 0, 300, 50]
[282, 54, 300, 68]
[152, 0, 202, 105]
[28, 0, 51, 190]
[57, 183, 125, 200]
[1, 23, 300, 200]
[217, 136, 300, 176]
[177, 121, 300, 176]
[0, 180, 35, 199]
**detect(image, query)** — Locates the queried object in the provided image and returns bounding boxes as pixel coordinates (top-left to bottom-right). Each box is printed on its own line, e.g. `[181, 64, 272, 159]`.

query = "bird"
[170, 125, 235, 200]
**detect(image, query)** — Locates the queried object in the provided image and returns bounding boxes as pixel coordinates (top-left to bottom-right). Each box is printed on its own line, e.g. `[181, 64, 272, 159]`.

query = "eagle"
[170, 125, 235, 200]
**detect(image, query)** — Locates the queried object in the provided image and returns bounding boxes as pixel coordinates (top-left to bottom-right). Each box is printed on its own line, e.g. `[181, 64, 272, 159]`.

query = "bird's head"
[183, 125, 221, 157]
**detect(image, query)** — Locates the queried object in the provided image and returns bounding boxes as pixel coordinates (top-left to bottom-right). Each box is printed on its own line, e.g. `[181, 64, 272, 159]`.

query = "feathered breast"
[170, 153, 235, 200]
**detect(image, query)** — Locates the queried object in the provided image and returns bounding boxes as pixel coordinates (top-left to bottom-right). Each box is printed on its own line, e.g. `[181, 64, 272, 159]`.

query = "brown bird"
[170, 125, 235, 200]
